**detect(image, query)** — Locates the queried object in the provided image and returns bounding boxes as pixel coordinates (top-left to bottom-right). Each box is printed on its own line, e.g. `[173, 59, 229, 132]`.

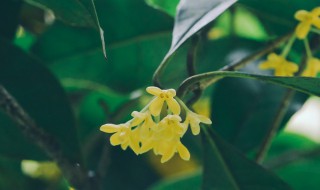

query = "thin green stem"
[310, 27, 320, 35]
[281, 35, 296, 57]
[303, 38, 313, 58]
[153, 54, 174, 88]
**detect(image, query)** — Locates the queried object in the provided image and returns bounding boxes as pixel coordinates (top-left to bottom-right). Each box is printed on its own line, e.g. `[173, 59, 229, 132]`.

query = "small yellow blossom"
[100, 123, 140, 154]
[185, 111, 212, 135]
[295, 7, 320, 39]
[259, 53, 298, 76]
[100, 86, 212, 163]
[146, 86, 180, 116]
[302, 57, 320, 77]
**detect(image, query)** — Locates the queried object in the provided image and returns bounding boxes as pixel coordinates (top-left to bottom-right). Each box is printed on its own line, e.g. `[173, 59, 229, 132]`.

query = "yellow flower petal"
[149, 97, 164, 116]
[167, 89, 176, 97]
[160, 145, 175, 163]
[177, 143, 190, 161]
[294, 10, 309, 21]
[110, 133, 122, 145]
[295, 22, 311, 39]
[198, 115, 212, 124]
[146, 86, 162, 96]
[100, 124, 120, 133]
[166, 98, 181, 115]
[311, 7, 320, 15]
[190, 120, 200, 135]
[140, 140, 154, 154]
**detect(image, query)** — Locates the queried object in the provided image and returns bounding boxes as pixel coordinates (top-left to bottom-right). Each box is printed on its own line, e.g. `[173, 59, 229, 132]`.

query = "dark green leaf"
[0, 38, 81, 162]
[0, 0, 22, 40]
[183, 71, 320, 98]
[162, 0, 237, 62]
[202, 126, 291, 189]
[239, 0, 319, 35]
[145, 0, 180, 17]
[29, 0, 96, 27]
[149, 171, 201, 190]
[211, 78, 307, 152]
[32, 0, 174, 92]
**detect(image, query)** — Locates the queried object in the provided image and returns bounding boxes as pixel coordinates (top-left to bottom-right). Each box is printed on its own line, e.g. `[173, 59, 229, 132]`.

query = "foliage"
[1, 0, 320, 189]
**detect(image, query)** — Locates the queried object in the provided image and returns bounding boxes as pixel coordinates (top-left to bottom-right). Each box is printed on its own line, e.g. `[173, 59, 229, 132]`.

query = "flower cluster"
[259, 7, 320, 77]
[100, 86, 212, 163]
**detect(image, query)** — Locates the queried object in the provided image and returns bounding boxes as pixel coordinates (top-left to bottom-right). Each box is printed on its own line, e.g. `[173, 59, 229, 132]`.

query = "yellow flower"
[131, 111, 155, 138]
[140, 115, 190, 163]
[100, 123, 140, 155]
[295, 7, 320, 39]
[185, 111, 212, 135]
[259, 53, 298, 76]
[302, 57, 320, 77]
[146, 86, 180, 116]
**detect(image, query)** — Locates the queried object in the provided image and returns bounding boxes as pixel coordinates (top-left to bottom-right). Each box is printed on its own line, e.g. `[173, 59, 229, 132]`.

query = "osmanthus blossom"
[295, 7, 320, 39]
[259, 53, 299, 76]
[100, 86, 212, 163]
[302, 57, 320, 77]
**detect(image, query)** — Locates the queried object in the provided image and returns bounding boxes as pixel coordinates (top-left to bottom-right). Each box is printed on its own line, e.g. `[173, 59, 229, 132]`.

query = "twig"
[264, 146, 320, 169]
[255, 90, 296, 163]
[0, 85, 93, 190]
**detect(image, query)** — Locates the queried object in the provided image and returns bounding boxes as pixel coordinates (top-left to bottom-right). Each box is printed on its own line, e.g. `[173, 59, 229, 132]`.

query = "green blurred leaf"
[149, 171, 201, 190]
[145, 0, 179, 17]
[202, 126, 291, 189]
[162, 0, 237, 62]
[211, 78, 307, 152]
[32, 0, 174, 92]
[239, 0, 319, 35]
[267, 133, 320, 190]
[0, 38, 81, 162]
[0, 0, 22, 40]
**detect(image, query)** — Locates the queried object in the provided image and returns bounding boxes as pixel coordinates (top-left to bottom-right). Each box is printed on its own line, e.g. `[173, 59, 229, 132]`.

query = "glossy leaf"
[0, 38, 81, 162]
[30, 0, 107, 57]
[162, 0, 237, 62]
[202, 126, 291, 190]
[181, 71, 320, 97]
[32, 0, 174, 92]
[145, 0, 180, 17]
[211, 78, 307, 152]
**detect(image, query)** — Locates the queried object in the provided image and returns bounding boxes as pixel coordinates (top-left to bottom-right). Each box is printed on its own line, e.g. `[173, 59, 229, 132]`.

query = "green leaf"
[0, 0, 22, 40]
[30, 0, 107, 58]
[202, 126, 291, 189]
[181, 71, 320, 98]
[149, 171, 201, 190]
[267, 133, 320, 190]
[239, 0, 319, 35]
[145, 0, 180, 17]
[0, 38, 81, 162]
[32, 0, 174, 92]
[162, 0, 237, 62]
[29, 0, 95, 27]
[211, 78, 307, 152]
